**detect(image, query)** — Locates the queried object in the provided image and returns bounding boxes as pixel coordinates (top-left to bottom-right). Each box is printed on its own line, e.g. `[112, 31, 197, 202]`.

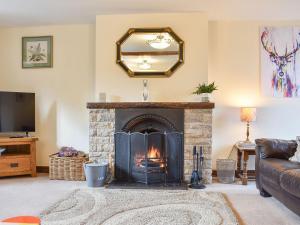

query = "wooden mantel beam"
[87, 102, 215, 109]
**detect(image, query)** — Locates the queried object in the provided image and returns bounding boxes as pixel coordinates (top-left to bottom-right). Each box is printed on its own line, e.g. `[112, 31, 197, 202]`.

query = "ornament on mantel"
[142, 79, 149, 102]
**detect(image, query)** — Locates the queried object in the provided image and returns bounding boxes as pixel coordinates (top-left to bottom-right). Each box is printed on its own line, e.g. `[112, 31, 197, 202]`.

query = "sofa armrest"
[255, 144, 263, 190]
[255, 138, 297, 160]
[255, 138, 297, 191]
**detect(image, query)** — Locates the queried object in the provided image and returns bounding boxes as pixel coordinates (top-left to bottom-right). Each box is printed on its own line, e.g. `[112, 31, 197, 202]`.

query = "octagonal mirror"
[116, 27, 184, 77]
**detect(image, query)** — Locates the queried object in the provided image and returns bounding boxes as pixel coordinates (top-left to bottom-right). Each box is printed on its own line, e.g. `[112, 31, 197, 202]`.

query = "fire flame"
[148, 146, 160, 159]
[134, 146, 164, 168]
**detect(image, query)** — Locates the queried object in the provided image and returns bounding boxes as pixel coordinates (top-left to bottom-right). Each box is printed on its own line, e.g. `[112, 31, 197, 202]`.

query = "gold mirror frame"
[116, 27, 184, 77]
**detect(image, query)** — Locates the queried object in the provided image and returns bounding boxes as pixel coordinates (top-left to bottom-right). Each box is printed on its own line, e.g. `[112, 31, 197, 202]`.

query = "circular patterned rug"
[40, 189, 239, 225]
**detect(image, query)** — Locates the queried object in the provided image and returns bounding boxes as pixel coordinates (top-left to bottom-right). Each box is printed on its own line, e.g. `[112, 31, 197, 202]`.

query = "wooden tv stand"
[0, 137, 38, 177]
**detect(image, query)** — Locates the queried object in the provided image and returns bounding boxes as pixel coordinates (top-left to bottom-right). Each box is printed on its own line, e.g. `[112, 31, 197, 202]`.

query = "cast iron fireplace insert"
[113, 108, 184, 186]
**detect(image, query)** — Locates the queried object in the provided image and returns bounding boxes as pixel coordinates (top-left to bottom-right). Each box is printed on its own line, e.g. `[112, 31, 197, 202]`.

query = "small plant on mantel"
[193, 82, 217, 102]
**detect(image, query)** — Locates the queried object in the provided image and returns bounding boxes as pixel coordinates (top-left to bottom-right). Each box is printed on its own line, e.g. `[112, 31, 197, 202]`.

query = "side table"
[235, 144, 256, 185]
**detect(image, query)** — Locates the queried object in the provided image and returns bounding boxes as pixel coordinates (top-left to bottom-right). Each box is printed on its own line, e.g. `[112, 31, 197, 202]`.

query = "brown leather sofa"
[255, 139, 300, 216]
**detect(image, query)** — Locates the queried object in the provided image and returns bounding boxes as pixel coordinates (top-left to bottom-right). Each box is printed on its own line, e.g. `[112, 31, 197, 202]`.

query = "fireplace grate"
[114, 131, 183, 185]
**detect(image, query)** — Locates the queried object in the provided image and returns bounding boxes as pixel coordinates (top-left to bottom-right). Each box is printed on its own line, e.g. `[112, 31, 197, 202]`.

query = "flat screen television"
[0, 91, 35, 134]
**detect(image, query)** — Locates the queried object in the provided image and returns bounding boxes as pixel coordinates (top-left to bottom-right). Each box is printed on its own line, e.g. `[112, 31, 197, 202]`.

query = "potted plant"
[193, 82, 217, 102]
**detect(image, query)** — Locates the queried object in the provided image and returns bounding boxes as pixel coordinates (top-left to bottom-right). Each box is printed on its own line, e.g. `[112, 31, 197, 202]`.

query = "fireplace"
[114, 109, 184, 185]
[88, 102, 214, 184]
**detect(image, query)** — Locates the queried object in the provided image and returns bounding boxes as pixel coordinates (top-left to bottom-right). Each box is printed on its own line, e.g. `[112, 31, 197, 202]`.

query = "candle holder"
[142, 79, 149, 102]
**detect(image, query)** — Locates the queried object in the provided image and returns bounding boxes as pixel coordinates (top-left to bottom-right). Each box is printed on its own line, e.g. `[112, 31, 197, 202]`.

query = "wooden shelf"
[0, 137, 38, 144]
[0, 137, 38, 178]
[87, 102, 215, 109]
[0, 154, 31, 158]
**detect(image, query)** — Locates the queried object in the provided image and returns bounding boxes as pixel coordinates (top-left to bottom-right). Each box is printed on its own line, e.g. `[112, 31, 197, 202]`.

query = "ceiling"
[1, 0, 300, 27]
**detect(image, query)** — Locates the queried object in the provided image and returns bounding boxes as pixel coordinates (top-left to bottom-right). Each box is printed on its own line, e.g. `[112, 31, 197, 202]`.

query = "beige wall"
[95, 13, 208, 102]
[0, 24, 95, 166]
[1, 15, 298, 170]
[209, 21, 300, 169]
[96, 14, 300, 169]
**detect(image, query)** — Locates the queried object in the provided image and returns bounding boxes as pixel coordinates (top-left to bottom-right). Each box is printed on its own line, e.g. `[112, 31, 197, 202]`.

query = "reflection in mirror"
[116, 28, 184, 77]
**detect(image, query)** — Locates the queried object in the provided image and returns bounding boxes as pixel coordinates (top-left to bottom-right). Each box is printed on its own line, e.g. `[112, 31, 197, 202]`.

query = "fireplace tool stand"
[189, 146, 206, 189]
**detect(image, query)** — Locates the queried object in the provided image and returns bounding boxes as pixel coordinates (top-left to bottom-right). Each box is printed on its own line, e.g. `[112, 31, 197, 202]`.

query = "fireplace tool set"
[189, 146, 206, 189]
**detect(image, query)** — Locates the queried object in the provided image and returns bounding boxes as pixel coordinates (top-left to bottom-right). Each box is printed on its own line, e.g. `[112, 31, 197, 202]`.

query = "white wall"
[209, 21, 300, 169]
[95, 13, 208, 102]
[0, 24, 95, 166]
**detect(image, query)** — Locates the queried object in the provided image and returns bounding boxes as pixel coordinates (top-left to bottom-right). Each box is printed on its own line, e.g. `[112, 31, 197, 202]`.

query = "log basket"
[49, 153, 88, 181]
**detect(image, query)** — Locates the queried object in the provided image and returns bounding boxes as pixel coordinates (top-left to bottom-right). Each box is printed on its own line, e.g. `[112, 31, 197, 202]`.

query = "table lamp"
[240, 107, 256, 142]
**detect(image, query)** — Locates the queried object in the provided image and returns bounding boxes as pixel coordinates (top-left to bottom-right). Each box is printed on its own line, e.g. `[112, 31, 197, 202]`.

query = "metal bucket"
[84, 162, 108, 187]
[216, 159, 236, 184]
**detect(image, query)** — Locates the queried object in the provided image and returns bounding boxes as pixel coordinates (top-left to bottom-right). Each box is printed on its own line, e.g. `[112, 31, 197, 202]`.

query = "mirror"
[116, 27, 184, 77]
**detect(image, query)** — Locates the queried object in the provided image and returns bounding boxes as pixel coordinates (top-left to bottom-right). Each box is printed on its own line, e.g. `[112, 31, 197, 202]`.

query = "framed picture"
[260, 27, 300, 98]
[22, 36, 53, 68]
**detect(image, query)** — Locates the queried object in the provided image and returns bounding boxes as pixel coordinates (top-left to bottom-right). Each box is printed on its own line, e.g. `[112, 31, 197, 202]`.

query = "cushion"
[259, 158, 300, 186]
[290, 136, 300, 162]
[2, 216, 40, 224]
[256, 139, 297, 159]
[280, 169, 300, 198]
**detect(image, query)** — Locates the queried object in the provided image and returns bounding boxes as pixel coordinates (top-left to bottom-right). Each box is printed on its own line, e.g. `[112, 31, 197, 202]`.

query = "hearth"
[114, 109, 184, 185]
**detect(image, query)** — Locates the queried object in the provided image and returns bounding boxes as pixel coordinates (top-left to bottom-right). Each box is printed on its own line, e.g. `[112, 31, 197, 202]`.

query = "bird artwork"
[27, 42, 47, 62]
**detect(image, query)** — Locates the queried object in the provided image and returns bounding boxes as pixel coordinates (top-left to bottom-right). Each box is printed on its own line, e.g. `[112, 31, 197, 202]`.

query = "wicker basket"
[49, 153, 88, 181]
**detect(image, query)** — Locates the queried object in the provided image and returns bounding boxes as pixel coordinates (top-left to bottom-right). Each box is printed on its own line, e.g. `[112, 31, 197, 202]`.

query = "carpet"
[40, 189, 240, 225]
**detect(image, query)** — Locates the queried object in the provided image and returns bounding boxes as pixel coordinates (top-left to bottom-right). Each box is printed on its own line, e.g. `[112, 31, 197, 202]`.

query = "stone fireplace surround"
[87, 102, 214, 184]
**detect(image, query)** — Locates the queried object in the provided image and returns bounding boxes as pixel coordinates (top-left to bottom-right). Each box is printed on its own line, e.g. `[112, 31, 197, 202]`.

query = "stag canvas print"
[260, 27, 300, 98]
[22, 36, 53, 68]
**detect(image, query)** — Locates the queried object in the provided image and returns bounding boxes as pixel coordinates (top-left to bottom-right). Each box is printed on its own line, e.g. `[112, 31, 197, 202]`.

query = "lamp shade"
[240, 107, 256, 122]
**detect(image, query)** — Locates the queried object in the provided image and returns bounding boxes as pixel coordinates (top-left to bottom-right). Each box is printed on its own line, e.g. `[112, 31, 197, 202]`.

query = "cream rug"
[40, 189, 240, 225]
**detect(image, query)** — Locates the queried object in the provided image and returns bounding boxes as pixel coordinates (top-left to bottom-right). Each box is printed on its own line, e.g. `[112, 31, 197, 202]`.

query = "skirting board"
[36, 166, 49, 173]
